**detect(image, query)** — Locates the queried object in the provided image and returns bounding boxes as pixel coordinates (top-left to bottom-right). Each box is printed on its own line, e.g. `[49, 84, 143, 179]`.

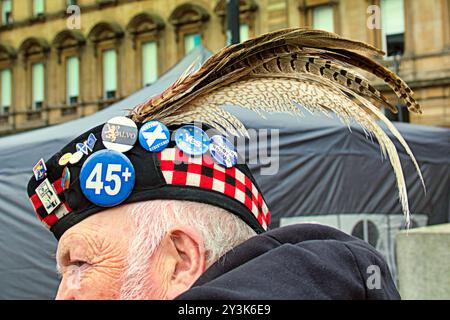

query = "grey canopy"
[0, 46, 448, 299]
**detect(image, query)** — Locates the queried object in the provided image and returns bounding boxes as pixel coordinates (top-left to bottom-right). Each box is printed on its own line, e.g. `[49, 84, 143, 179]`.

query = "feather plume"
[130, 28, 425, 224]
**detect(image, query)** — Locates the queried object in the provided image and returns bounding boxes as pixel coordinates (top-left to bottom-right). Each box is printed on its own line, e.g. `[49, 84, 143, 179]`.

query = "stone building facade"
[0, 0, 449, 135]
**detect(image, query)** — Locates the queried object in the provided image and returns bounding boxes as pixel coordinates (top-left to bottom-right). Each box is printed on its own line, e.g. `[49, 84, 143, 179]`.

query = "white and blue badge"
[33, 158, 47, 181]
[79, 150, 135, 207]
[175, 125, 210, 156]
[139, 121, 170, 153]
[76, 142, 89, 155]
[209, 135, 238, 168]
[101, 117, 138, 153]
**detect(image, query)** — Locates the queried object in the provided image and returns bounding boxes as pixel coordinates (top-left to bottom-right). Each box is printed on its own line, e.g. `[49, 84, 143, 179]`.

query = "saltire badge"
[139, 121, 170, 153]
[209, 135, 238, 168]
[86, 133, 97, 152]
[75, 133, 98, 157]
[76, 142, 89, 155]
[101, 117, 138, 153]
[35, 179, 61, 214]
[175, 125, 210, 156]
[79, 149, 136, 207]
[33, 158, 47, 181]
[61, 167, 71, 191]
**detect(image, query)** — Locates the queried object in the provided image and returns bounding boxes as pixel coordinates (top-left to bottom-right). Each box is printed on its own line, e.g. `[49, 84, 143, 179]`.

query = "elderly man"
[28, 29, 422, 300]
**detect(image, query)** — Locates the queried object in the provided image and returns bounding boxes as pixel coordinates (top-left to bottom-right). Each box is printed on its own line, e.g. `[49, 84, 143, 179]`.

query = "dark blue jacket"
[176, 224, 400, 300]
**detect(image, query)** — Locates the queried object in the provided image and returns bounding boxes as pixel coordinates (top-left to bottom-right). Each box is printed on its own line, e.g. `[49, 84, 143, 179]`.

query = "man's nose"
[55, 280, 77, 300]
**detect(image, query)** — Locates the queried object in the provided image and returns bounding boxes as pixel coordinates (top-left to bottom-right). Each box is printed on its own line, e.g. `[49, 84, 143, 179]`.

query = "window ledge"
[28, 15, 47, 25]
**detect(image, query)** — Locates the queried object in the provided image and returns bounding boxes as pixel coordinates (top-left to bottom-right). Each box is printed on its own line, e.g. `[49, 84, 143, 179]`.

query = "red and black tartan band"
[27, 122, 270, 239]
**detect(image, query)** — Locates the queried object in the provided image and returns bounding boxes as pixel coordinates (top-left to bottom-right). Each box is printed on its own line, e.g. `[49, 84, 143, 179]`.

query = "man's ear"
[164, 226, 207, 299]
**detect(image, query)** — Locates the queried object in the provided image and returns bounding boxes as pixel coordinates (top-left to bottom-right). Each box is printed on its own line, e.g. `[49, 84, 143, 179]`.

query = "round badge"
[101, 116, 138, 153]
[175, 125, 210, 156]
[79, 150, 135, 207]
[209, 135, 238, 168]
[58, 153, 73, 166]
[139, 121, 170, 153]
[69, 151, 84, 165]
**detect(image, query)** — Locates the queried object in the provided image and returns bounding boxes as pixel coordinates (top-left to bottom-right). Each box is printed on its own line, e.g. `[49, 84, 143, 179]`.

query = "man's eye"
[71, 260, 86, 267]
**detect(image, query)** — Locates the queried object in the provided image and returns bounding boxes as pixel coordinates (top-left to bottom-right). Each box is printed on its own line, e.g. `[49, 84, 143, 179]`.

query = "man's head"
[55, 200, 256, 300]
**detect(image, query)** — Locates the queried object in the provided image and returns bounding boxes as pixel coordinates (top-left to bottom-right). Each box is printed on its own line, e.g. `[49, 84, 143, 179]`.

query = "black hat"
[27, 120, 270, 240]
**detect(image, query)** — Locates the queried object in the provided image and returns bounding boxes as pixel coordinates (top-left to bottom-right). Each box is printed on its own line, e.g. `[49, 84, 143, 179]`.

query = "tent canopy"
[0, 46, 449, 299]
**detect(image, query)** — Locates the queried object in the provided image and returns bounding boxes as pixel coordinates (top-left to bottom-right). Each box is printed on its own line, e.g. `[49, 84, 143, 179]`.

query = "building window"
[312, 5, 334, 32]
[0, 68, 11, 114]
[33, 0, 45, 17]
[32, 63, 44, 110]
[66, 56, 79, 105]
[102, 49, 117, 100]
[1, 0, 12, 25]
[88, 22, 123, 104]
[381, 0, 405, 56]
[169, 4, 210, 59]
[239, 24, 249, 42]
[184, 33, 201, 54]
[18, 37, 49, 114]
[127, 12, 164, 89]
[142, 41, 158, 87]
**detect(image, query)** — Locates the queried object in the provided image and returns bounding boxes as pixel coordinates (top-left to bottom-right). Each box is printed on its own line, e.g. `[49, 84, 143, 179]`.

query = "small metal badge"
[77, 142, 89, 155]
[36, 179, 61, 215]
[101, 117, 138, 153]
[58, 153, 73, 166]
[86, 133, 97, 152]
[33, 158, 47, 181]
[175, 125, 210, 156]
[61, 167, 71, 191]
[69, 151, 84, 165]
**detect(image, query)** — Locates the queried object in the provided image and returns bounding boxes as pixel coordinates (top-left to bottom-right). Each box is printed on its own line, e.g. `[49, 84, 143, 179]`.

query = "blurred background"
[0, 0, 449, 136]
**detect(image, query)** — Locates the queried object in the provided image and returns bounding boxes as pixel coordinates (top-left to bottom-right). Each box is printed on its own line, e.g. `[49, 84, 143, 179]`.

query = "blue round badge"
[79, 150, 135, 207]
[139, 121, 170, 152]
[209, 135, 238, 168]
[175, 125, 210, 156]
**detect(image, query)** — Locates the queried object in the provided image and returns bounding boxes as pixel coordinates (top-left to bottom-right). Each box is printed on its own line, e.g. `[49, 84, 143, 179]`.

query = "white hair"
[119, 200, 256, 299]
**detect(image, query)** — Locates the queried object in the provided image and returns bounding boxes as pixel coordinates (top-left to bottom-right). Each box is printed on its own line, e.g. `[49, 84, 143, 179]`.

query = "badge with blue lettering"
[175, 125, 210, 156]
[79, 149, 135, 207]
[33, 158, 47, 181]
[139, 121, 170, 152]
[61, 167, 70, 191]
[102, 117, 138, 153]
[209, 135, 238, 168]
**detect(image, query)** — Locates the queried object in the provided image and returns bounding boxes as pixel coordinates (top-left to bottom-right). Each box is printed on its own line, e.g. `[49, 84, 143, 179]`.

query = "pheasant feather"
[130, 28, 424, 224]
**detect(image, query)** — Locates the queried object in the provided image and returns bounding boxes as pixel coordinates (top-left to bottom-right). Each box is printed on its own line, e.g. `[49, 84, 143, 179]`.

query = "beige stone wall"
[0, 0, 449, 135]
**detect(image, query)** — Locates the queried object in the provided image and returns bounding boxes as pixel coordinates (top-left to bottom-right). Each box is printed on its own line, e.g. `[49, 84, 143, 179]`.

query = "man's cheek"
[77, 267, 124, 299]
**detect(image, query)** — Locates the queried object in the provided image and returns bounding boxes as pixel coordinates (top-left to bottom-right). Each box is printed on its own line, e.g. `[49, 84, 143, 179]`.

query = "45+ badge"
[79, 150, 135, 207]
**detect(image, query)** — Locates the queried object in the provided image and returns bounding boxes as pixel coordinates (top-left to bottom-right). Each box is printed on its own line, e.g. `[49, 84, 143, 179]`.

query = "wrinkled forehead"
[58, 204, 134, 246]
